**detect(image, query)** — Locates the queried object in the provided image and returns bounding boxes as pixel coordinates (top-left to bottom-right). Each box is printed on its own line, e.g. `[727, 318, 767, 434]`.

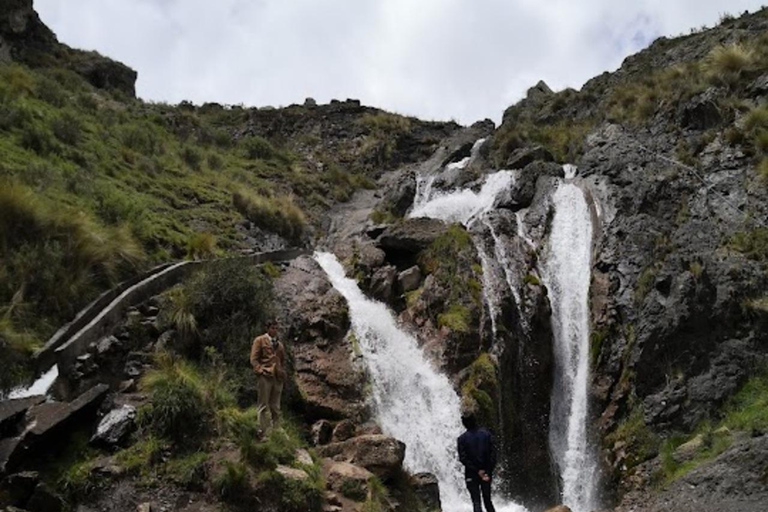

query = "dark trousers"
[466, 475, 495, 512]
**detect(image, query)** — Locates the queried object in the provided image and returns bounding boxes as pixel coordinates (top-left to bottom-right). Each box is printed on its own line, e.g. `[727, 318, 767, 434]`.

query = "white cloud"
[35, 0, 765, 124]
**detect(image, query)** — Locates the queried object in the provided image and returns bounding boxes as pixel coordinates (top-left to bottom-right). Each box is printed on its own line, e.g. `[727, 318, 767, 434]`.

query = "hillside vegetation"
[0, 54, 454, 389]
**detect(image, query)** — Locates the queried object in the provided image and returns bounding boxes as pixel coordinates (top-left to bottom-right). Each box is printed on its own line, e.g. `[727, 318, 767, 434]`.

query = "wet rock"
[496, 161, 563, 211]
[503, 145, 554, 169]
[331, 420, 357, 443]
[411, 472, 441, 511]
[317, 435, 406, 480]
[381, 170, 417, 217]
[273, 257, 365, 421]
[312, 420, 333, 446]
[0, 470, 39, 507]
[95, 335, 120, 355]
[0, 396, 44, 437]
[369, 266, 397, 303]
[26, 482, 64, 512]
[397, 266, 422, 293]
[24, 384, 109, 442]
[377, 218, 449, 255]
[90, 404, 136, 447]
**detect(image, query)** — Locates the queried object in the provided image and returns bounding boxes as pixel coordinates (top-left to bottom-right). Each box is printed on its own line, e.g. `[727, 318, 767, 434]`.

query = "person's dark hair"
[266, 319, 278, 329]
[461, 413, 478, 430]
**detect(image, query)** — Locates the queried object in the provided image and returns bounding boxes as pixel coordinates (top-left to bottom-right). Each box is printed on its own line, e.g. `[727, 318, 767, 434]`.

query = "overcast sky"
[36, 0, 765, 124]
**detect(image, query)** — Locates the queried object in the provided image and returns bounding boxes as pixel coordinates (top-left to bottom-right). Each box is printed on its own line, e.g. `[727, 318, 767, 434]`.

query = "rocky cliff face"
[0, 0, 138, 96]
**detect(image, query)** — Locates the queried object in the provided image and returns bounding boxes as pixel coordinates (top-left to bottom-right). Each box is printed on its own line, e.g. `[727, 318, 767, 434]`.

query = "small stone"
[398, 266, 422, 293]
[312, 420, 333, 446]
[137, 503, 153, 512]
[276, 465, 309, 481]
[673, 434, 704, 463]
[90, 404, 137, 447]
[295, 448, 313, 466]
[332, 420, 356, 443]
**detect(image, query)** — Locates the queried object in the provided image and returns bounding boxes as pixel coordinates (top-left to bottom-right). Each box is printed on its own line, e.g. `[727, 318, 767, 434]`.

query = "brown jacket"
[250, 333, 286, 381]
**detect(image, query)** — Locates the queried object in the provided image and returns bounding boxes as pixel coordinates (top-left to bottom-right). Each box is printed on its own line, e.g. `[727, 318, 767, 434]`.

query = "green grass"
[232, 190, 307, 242]
[728, 228, 768, 262]
[721, 367, 768, 431]
[657, 425, 732, 486]
[606, 407, 660, 469]
[437, 304, 471, 333]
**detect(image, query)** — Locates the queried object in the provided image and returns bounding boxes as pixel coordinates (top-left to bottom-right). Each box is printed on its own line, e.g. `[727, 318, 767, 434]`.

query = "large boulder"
[273, 257, 366, 421]
[90, 404, 136, 447]
[322, 459, 375, 502]
[503, 145, 554, 170]
[0, 396, 44, 437]
[377, 218, 449, 255]
[317, 435, 406, 480]
[411, 472, 441, 511]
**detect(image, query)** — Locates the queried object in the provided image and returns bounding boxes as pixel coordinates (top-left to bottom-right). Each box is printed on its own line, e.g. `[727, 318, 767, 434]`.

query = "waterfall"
[408, 168, 515, 339]
[6, 365, 59, 399]
[315, 252, 527, 512]
[540, 175, 598, 512]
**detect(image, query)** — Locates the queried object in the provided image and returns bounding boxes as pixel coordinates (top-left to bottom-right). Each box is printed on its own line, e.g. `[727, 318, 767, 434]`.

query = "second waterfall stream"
[314, 252, 528, 512]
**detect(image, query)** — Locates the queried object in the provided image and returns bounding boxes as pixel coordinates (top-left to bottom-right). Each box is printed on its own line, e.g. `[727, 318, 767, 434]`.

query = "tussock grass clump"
[233, 190, 306, 242]
[240, 135, 287, 162]
[140, 352, 236, 444]
[705, 43, 755, 85]
[186, 232, 217, 260]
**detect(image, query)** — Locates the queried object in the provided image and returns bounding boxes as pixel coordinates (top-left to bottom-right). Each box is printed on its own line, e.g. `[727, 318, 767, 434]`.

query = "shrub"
[705, 44, 755, 85]
[140, 355, 212, 442]
[51, 112, 83, 145]
[605, 408, 659, 469]
[728, 228, 768, 262]
[241, 135, 282, 161]
[186, 232, 217, 260]
[257, 467, 324, 512]
[213, 460, 249, 499]
[207, 152, 224, 170]
[759, 158, 768, 181]
[180, 144, 203, 170]
[0, 64, 36, 100]
[241, 424, 304, 470]
[743, 106, 768, 134]
[162, 260, 273, 399]
[233, 190, 306, 242]
[120, 122, 161, 155]
[20, 123, 59, 155]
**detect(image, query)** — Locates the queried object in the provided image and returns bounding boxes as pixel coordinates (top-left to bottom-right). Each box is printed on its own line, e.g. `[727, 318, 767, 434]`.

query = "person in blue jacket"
[457, 412, 497, 512]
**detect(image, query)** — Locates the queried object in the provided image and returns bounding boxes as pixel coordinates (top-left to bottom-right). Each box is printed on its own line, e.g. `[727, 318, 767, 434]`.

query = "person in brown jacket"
[250, 320, 286, 431]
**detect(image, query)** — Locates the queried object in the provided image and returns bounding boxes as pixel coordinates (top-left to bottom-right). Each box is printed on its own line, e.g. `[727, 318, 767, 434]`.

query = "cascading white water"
[408, 167, 515, 339]
[409, 170, 513, 224]
[7, 365, 58, 399]
[540, 175, 598, 512]
[412, 138, 487, 211]
[315, 252, 527, 512]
